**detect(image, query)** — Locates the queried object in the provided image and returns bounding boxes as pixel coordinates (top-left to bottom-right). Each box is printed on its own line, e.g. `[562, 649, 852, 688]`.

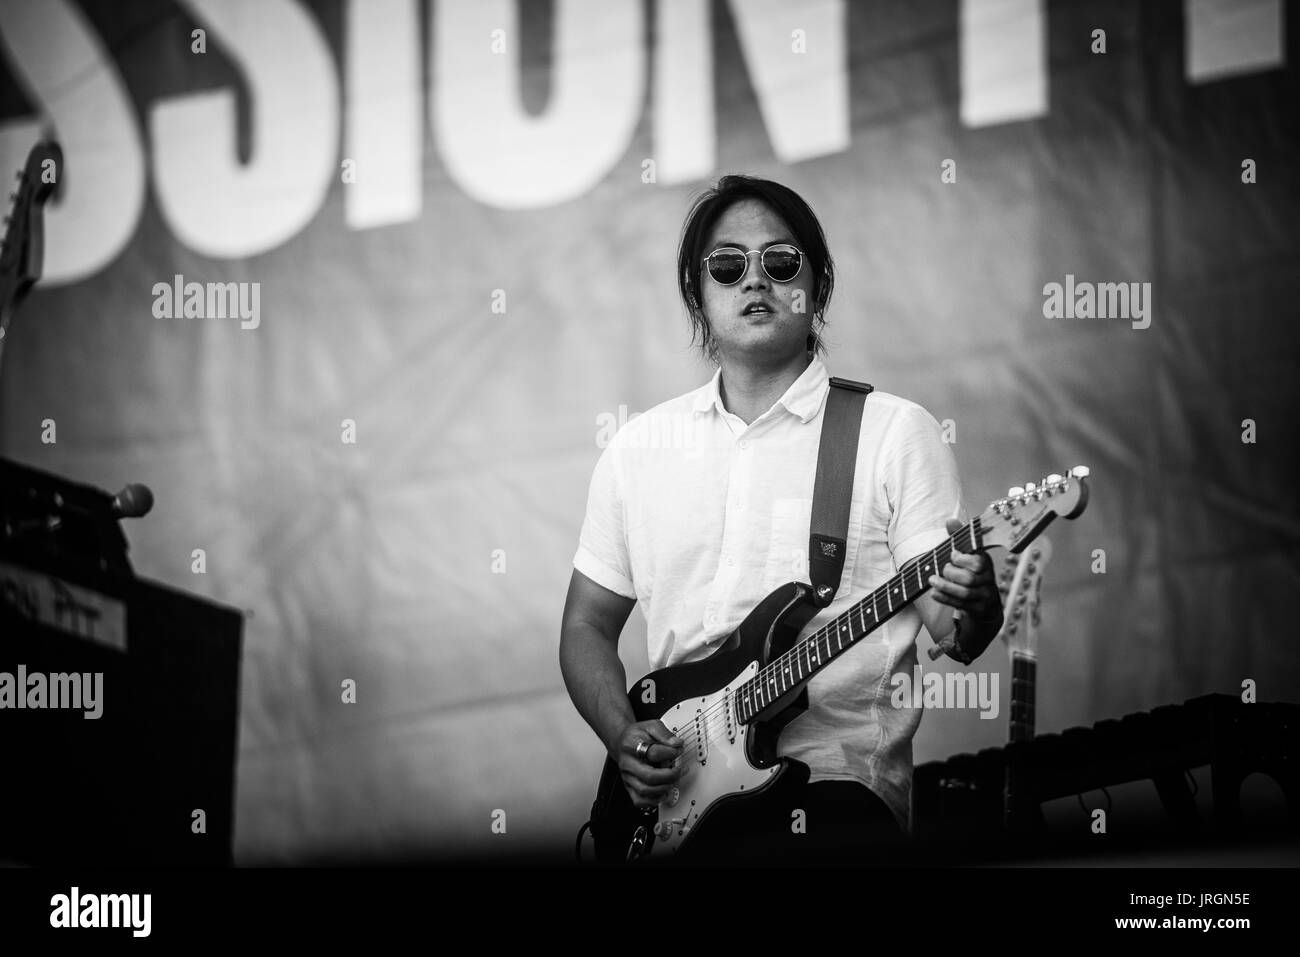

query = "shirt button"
[726, 556, 735, 566]
[739, 440, 749, 450]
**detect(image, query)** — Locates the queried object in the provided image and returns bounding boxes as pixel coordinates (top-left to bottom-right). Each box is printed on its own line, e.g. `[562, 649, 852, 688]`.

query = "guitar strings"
[660, 500, 1064, 782]
[665, 528, 973, 759]
[658, 525, 981, 766]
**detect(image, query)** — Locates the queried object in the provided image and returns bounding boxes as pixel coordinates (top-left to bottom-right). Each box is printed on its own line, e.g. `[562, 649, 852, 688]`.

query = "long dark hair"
[676, 174, 835, 364]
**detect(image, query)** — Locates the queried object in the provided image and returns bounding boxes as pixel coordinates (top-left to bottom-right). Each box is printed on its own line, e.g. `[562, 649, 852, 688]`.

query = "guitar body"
[590, 581, 823, 864]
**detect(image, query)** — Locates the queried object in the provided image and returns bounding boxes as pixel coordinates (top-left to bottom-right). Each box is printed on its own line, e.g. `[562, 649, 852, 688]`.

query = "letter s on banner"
[150, 0, 339, 257]
[0, 0, 145, 285]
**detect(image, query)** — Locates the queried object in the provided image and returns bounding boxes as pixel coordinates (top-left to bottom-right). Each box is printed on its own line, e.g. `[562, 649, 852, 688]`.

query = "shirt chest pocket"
[761, 497, 864, 597]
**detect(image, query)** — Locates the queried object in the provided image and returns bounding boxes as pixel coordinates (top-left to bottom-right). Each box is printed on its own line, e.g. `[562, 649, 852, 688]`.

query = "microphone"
[110, 483, 154, 519]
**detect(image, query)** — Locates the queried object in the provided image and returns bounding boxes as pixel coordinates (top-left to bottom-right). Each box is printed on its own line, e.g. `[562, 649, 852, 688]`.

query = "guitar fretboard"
[733, 519, 983, 725]
[1009, 652, 1036, 742]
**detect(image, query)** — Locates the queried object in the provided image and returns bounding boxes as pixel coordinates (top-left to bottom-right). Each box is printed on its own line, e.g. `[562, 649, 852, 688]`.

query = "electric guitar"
[587, 467, 1090, 863]
[0, 140, 62, 377]
[996, 533, 1052, 830]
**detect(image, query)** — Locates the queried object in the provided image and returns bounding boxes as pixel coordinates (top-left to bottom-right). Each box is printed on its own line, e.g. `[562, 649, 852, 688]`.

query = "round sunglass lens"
[708, 252, 747, 284]
[764, 248, 801, 281]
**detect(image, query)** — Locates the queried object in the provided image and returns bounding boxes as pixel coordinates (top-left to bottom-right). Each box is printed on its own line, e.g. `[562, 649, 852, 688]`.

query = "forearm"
[559, 623, 637, 755]
[947, 606, 1004, 665]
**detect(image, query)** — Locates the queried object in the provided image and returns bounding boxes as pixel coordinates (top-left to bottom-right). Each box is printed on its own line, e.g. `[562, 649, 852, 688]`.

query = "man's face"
[699, 198, 817, 364]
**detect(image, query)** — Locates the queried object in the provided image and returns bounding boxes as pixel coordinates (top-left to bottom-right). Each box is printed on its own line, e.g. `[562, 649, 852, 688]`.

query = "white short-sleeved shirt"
[573, 356, 963, 828]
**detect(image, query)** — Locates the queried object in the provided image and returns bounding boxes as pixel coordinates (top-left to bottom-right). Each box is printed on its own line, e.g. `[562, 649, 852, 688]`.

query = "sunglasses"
[701, 244, 804, 285]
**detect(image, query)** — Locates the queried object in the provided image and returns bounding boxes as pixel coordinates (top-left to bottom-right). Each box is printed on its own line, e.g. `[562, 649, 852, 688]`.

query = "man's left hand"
[926, 518, 1002, 624]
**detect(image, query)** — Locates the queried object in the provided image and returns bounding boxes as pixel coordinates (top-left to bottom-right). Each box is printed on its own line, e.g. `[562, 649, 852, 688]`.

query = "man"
[559, 174, 1003, 863]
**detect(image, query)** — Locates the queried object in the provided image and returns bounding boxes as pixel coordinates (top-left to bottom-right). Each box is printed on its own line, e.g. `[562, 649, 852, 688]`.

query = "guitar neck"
[734, 520, 983, 724]
[1009, 651, 1036, 742]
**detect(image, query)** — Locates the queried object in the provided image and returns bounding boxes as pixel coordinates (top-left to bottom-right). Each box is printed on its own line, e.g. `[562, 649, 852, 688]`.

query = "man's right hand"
[611, 720, 685, 808]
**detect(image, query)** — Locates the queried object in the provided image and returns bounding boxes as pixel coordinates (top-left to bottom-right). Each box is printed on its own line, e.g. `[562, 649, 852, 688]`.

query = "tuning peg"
[1008, 486, 1025, 497]
[1046, 473, 1063, 484]
[1070, 465, 1090, 479]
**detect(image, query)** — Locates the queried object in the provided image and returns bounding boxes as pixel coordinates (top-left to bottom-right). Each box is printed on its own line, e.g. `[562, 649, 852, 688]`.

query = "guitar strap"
[808, 376, 873, 608]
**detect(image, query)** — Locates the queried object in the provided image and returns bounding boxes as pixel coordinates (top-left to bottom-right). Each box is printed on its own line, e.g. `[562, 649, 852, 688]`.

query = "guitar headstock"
[998, 536, 1052, 658]
[978, 466, 1089, 553]
[0, 141, 63, 322]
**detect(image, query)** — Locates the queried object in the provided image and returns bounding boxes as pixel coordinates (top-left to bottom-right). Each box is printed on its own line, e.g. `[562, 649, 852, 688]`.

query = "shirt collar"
[691, 356, 828, 424]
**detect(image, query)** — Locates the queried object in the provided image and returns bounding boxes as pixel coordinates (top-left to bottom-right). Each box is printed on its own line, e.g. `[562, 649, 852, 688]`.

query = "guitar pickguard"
[652, 660, 782, 856]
